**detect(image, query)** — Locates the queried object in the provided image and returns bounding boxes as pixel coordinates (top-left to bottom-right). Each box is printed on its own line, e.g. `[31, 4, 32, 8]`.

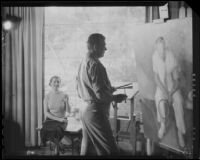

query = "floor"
[5, 139, 135, 157]
[4, 138, 188, 158]
[35, 140, 134, 156]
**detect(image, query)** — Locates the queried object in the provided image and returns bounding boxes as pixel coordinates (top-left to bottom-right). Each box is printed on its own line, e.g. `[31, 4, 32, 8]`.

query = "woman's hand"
[69, 112, 75, 117]
[65, 112, 70, 117]
[162, 89, 169, 100]
[63, 96, 68, 102]
[168, 93, 173, 105]
[61, 118, 68, 123]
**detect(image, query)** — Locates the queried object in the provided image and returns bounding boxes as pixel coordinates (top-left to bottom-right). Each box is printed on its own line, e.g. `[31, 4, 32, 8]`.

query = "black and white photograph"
[2, 1, 199, 159]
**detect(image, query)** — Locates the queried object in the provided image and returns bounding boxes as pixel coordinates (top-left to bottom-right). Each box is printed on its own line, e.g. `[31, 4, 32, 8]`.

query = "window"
[44, 7, 145, 111]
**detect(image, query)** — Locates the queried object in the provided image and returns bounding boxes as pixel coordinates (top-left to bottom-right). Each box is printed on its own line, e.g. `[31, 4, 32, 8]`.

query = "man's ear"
[93, 44, 97, 51]
[88, 43, 95, 51]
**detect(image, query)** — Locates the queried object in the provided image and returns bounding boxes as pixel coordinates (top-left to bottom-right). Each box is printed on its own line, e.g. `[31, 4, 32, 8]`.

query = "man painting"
[76, 33, 127, 155]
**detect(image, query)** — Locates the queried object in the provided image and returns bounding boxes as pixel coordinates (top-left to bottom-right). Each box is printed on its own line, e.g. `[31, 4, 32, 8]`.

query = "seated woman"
[40, 75, 71, 154]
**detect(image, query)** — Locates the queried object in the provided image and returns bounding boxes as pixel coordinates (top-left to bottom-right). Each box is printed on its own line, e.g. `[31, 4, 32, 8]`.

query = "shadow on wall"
[3, 119, 25, 156]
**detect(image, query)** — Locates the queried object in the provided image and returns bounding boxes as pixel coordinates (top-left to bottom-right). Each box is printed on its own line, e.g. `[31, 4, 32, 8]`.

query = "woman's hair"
[155, 36, 165, 45]
[49, 76, 61, 86]
[154, 36, 166, 52]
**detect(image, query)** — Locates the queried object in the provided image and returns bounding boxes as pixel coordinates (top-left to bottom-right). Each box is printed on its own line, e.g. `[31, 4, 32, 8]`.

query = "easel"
[112, 83, 139, 155]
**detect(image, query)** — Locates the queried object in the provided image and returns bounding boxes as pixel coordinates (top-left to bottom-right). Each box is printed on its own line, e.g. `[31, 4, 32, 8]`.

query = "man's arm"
[89, 61, 126, 103]
[90, 62, 114, 103]
[90, 63, 113, 103]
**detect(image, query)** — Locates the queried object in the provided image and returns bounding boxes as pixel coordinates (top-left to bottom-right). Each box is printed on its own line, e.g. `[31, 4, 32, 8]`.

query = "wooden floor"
[32, 141, 134, 156]
[4, 139, 136, 157]
[3, 139, 187, 159]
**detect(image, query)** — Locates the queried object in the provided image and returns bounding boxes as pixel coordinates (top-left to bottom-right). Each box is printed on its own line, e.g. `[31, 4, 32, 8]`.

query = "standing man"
[76, 33, 127, 155]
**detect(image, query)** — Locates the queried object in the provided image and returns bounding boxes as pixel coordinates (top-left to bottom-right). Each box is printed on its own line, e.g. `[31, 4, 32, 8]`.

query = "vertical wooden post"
[113, 102, 118, 142]
[130, 97, 136, 155]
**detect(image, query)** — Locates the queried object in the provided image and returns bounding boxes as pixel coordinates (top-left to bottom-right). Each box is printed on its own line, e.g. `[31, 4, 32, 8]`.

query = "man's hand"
[113, 94, 127, 103]
[111, 87, 117, 93]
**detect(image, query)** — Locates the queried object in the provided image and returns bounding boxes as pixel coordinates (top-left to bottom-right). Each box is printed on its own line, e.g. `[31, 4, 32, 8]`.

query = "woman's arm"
[152, 53, 168, 98]
[169, 68, 180, 96]
[154, 73, 168, 98]
[44, 97, 65, 122]
[63, 94, 71, 116]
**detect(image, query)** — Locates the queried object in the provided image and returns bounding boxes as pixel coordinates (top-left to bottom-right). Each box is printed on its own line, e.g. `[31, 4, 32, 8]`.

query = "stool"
[36, 127, 60, 155]
[64, 129, 82, 155]
[64, 117, 82, 155]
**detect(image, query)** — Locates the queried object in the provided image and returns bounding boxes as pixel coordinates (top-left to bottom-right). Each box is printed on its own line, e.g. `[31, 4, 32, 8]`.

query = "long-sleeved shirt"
[76, 54, 113, 104]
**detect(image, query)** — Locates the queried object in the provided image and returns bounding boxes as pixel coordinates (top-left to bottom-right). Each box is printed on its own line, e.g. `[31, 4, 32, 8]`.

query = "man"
[76, 33, 127, 155]
[152, 37, 186, 148]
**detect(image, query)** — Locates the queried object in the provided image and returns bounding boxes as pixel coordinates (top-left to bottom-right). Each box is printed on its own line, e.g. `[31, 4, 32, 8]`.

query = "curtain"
[145, 6, 160, 23]
[2, 7, 44, 154]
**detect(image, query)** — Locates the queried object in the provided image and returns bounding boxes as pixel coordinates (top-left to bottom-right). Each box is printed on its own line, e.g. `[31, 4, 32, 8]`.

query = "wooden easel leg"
[146, 138, 154, 156]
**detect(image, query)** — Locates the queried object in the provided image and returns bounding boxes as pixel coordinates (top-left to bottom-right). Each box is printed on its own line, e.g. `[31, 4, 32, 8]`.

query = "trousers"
[80, 102, 119, 155]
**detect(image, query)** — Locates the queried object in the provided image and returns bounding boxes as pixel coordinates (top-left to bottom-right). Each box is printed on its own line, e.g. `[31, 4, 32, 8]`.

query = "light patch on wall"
[44, 7, 145, 108]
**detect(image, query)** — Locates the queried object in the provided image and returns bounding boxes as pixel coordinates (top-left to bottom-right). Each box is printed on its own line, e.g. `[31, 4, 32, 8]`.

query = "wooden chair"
[36, 126, 60, 155]
[64, 117, 82, 155]
[36, 117, 82, 155]
[64, 129, 82, 155]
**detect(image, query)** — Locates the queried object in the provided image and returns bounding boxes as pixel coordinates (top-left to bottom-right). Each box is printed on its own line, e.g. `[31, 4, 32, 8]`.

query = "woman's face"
[156, 42, 165, 58]
[50, 78, 61, 90]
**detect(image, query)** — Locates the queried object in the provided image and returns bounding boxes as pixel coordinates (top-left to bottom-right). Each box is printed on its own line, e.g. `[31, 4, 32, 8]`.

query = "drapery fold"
[2, 7, 44, 153]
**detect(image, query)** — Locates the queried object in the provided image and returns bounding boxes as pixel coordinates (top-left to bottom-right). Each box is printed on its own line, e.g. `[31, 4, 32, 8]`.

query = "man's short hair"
[87, 33, 105, 46]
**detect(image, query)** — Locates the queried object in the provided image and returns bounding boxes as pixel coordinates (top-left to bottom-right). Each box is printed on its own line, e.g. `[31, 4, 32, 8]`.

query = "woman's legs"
[155, 89, 168, 139]
[172, 91, 186, 148]
[157, 100, 167, 139]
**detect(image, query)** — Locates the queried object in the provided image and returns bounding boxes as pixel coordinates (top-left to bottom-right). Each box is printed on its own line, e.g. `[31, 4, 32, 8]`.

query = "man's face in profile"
[95, 39, 107, 58]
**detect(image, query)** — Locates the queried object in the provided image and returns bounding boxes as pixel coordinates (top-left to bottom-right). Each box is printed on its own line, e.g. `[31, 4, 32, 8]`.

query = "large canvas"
[132, 18, 193, 152]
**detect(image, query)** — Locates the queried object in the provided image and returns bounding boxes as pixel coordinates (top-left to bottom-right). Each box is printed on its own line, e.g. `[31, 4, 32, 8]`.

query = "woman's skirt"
[40, 117, 67, 145]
